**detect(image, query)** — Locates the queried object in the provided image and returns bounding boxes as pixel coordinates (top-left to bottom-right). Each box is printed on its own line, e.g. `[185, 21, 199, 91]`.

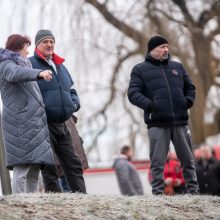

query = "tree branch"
[84, 0, 147, 45]
[198, 1, 220, 28]
[85, 114, 108, 155]
[154, 8, 186, 26]
[97, 48, 141, 115]
[83, 48, 141, 154]
[122, 90, 139, 125]
[171, 0, 195, 26]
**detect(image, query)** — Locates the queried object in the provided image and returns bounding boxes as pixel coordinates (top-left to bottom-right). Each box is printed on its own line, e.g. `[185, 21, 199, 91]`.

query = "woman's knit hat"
[35, 29, 55, 46]
[147, 36, 168, 53]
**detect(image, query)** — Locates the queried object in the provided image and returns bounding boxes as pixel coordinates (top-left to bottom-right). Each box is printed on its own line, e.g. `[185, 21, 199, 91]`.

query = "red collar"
[35, 48, 65, 65]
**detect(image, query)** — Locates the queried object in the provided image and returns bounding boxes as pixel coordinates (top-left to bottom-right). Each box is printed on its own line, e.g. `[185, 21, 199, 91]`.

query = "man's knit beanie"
[35, 29, 55, 46]
[147, 36, 168, 53]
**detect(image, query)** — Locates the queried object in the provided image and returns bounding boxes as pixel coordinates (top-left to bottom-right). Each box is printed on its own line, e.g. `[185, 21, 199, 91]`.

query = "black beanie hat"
[35, 29, 55, 46]
[147, 36, 168, 53]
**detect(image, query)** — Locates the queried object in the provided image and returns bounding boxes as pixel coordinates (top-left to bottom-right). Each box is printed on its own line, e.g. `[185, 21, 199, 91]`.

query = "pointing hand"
[39, 70, 52, 81]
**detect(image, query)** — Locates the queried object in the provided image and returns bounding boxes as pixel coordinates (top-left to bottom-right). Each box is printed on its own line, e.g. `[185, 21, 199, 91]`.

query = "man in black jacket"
[128, 36, 199, 195]
[29, 29, 86, 193]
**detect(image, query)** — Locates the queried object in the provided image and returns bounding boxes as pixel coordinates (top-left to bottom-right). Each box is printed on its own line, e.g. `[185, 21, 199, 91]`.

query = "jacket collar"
[34, 48, 65, 65]
[145, 53, 169, 66]
[0, 48, 32, 67]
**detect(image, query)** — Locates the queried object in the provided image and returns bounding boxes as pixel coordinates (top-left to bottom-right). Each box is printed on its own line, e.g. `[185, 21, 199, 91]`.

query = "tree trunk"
[190, 76, 206, 145]
[0, 114, 12, 195]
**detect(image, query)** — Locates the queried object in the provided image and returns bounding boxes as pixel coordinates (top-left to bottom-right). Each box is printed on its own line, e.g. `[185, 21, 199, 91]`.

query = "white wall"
[84, 169, 152, 195]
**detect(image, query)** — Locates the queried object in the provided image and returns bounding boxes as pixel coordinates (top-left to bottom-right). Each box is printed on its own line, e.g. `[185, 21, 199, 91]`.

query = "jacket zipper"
[161, 66, 175, 123]
[47, 61, 65, 122]
[55, 71, 65, 122]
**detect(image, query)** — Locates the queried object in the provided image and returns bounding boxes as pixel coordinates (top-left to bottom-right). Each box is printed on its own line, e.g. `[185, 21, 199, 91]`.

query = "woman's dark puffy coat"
[128, 55, 195, 128]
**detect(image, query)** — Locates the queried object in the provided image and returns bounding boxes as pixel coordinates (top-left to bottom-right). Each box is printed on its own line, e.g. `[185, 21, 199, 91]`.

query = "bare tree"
[2, 0, 220, 163]
[84, 0, 220, 147]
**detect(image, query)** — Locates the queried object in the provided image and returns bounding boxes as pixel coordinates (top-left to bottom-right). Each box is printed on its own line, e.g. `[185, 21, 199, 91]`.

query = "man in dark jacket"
[29, 29, 86, 193]
[195, 145, 220, 195]
[128, 36, 199, 195]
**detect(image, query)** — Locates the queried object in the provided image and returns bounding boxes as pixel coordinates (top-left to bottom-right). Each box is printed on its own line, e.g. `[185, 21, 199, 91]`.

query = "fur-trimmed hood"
[0, 48, 32, 67]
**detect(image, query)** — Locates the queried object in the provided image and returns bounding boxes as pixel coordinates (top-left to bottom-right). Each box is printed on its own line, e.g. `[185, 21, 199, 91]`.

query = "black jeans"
[42, 122, 86, 193]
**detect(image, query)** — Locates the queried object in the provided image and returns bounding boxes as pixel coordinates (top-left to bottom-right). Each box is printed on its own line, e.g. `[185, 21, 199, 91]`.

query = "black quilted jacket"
[128, 54, 195, 128]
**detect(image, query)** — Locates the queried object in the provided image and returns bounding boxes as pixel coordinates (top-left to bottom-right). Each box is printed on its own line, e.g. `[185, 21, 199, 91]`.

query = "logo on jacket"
[172, 69, 178, 75]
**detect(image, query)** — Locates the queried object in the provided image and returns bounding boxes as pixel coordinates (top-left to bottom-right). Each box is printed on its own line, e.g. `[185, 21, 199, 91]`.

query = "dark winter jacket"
[29, 49, 80, 123]
[0, 48, 54, 169]
[128, 54, 195, 128]
[65, 116, 89, 170]
[196, 158, 220, 196]
[113, 155, 144, 196]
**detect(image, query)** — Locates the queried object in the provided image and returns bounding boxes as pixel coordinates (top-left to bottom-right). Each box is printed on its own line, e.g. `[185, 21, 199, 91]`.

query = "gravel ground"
[0, 193, 220, 220]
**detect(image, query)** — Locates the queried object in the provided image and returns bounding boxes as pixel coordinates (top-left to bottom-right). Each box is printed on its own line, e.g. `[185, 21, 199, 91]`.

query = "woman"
[0, 34, 54, 193]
